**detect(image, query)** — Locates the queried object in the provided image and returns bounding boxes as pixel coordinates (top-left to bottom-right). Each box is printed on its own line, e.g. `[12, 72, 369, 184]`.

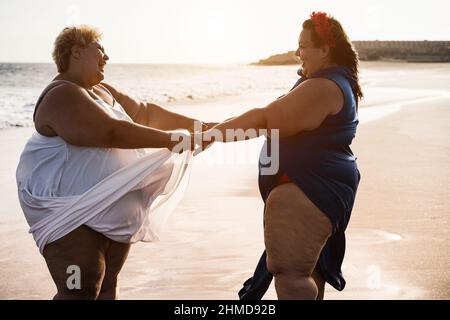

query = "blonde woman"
[16, 25, 204, 299]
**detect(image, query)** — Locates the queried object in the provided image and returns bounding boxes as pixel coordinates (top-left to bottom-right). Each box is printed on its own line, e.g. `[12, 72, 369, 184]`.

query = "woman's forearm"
[146, 103, 196, 131]
[212, 108, 267, 142]
[107, 119, 175, 149]
[100, 83, 197, 131]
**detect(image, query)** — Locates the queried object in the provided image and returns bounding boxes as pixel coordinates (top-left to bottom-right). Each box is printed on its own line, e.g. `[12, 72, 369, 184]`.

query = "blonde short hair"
[52, 25, 102, 73]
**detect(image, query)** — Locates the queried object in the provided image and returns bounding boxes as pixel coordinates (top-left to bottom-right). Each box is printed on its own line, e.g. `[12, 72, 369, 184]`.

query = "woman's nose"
[104, 54, 109, 61]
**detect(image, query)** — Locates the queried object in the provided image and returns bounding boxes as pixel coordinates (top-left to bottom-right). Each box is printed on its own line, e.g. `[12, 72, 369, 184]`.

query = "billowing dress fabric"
[239, 66, 361, 299]
[16, 81, 192, 254]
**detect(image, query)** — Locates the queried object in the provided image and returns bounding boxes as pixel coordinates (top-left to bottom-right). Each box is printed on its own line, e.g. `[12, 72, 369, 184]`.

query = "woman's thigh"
[42, 225, 110, 299]
[264, 183, 332, 276]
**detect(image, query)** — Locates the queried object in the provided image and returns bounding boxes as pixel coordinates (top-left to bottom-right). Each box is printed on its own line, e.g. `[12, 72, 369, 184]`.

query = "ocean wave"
[0, 119, 32, 129]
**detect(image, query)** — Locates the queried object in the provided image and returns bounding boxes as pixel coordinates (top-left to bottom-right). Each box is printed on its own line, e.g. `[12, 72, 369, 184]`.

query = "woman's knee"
[266, 252, 313, 279]
[98, 276, 119, 300]
[274, 272, 318, 300]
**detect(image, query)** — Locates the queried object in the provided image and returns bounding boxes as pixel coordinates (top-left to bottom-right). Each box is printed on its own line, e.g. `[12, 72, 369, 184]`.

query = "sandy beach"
[1, 62, 449, 300]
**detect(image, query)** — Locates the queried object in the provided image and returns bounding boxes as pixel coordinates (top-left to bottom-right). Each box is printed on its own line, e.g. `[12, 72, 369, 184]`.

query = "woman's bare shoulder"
[34, 82, 93, 136]
[44, 81, 93, 106]
[291, 78, 344, 114]
[34, 82, 81, 136]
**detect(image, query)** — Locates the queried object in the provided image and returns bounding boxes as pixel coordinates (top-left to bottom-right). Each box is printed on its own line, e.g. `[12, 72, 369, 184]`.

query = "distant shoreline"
[252, 41, 450, 65]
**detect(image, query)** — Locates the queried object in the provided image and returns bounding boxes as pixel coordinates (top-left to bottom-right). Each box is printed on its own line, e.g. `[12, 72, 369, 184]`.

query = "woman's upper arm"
[264, 78, 344, 137]
[43, 84, 118, 147]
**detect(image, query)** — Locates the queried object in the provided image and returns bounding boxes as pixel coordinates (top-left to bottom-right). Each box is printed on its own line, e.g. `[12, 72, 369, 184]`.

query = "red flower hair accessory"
[310, 11, 336, 48]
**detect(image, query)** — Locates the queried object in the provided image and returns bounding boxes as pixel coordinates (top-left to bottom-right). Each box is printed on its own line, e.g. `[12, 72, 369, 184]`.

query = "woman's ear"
[70, 45, 82, 60]
[319, 45, 330, 59]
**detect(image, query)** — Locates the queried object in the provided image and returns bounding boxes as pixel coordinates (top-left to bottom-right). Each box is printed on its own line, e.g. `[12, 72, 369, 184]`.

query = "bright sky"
[1, 0, 449, 64]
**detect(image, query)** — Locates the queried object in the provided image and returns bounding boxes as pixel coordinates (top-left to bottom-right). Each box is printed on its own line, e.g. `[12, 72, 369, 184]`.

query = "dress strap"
[96, 84, 116, 106]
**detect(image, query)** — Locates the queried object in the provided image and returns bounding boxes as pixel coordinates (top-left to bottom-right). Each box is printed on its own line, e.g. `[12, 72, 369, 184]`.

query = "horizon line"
[2, 39, 449, 65]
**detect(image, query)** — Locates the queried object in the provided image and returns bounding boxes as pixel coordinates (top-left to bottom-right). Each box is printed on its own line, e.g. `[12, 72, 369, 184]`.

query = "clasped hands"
[169, 121, 219, 155]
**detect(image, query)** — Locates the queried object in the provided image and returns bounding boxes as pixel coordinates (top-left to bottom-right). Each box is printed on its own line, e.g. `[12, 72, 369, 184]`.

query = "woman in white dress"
[16, 25, 207, 299]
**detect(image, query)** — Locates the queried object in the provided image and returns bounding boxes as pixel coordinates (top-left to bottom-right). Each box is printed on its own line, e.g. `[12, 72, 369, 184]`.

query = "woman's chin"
[96, 71, 105, 81]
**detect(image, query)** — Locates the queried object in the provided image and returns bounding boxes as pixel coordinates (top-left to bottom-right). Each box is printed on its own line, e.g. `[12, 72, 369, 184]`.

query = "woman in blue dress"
[201, 12, 362, 299]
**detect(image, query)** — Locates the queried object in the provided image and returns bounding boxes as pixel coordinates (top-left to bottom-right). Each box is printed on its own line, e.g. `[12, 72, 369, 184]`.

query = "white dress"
[16, 83, 192, 253]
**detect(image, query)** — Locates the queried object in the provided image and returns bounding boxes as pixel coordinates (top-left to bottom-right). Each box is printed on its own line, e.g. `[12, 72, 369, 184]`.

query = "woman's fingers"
[169, 129, 220, 156]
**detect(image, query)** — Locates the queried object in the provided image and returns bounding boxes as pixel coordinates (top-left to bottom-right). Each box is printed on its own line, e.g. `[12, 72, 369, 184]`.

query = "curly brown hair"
[303, 15, 363, 103]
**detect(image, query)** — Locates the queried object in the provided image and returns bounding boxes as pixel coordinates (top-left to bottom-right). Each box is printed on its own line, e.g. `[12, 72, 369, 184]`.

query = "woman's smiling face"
[75, 41, 109, 84]
[296, 29, 328, 78]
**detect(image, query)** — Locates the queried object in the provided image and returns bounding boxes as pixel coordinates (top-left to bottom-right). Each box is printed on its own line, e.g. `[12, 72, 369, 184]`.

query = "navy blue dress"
[239, 66, 361, 299]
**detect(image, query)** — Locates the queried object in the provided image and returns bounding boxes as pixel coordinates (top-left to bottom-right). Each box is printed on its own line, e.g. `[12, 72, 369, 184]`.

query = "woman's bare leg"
[97, 241, 131, 300]
[312, 265, 326, 300]
[264, 183, 332, 300]
[42, 226, 109, 300]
